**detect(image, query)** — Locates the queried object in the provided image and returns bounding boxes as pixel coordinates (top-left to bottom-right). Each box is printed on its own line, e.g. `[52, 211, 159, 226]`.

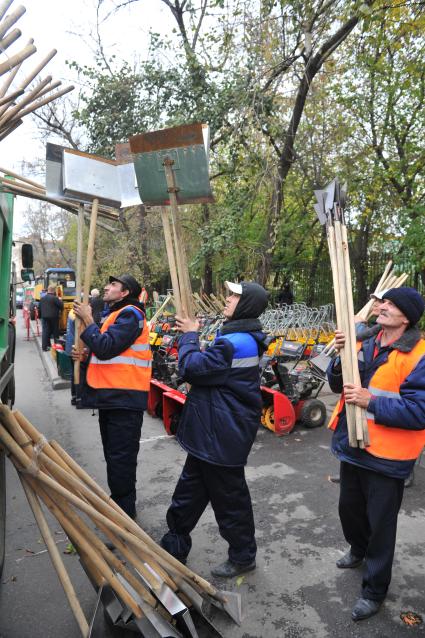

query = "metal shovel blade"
[134, 606, 182, 638]
[115, 572, 183, 638]
[208, 590, 242, 626]
[308, 351, 333, 375]
[313, 189, 326, 215]
[324, 179, 337, 212]
[137, 564, 199, 638]
[177, 578, 242, 626]
[80, 556, 124, 626]
[183, 606, 224, 638]
[313, 202, 327, 226]
[175, 579, 223, 637]
[87, 586, 104, 638]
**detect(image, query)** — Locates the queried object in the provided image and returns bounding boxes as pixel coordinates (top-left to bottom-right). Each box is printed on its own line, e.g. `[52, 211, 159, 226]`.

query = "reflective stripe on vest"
[90, 355, 152, 367]
[130, 344, 150, 352]
[328, 338, 425, 461]
[87, 305, 152, 391]
[231, 355, 260, 368]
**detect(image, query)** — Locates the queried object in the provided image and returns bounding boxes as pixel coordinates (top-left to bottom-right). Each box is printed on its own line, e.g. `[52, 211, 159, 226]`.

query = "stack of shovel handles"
[0, 1, 74, 142]
[0, 405, 240, 637]
[326, 219, 368, 448]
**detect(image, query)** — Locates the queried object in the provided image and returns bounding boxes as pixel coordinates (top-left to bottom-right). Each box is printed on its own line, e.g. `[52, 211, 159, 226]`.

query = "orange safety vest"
[87, 305, 152, 391]
[328, 339, 425, 461]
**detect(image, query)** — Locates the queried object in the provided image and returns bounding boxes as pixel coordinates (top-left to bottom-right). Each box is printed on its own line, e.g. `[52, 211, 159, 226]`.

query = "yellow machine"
[34, 267, 76, 332]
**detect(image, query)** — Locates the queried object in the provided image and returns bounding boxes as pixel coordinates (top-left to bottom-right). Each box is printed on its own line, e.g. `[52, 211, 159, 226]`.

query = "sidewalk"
[29, 318, 70, 390]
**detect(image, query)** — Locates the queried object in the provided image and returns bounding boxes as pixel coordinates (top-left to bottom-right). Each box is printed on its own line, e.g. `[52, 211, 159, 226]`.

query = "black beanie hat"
[382, 287, 425, 326]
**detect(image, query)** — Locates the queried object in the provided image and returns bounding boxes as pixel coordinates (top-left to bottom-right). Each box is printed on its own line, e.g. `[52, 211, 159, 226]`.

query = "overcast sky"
[0, 0, 174, 234]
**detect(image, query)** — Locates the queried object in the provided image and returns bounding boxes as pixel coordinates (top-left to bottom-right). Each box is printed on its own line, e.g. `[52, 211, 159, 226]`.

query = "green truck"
[0, 190, 33, 578]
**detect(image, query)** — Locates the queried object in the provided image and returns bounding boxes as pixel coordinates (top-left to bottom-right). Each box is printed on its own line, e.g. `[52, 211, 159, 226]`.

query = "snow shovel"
[136, 563, 199, 638]
[176, 576, 242, 627]
[308, 350, 333, 376]
[175, 579, 225, 637]
[81, 554, 180, 638]
[116, 572, 183, 637]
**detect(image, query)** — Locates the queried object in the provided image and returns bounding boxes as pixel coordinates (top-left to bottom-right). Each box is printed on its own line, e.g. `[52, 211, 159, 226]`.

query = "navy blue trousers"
[98, 409, 143, 518]
[161, 454, 257, 565]
[339, 461, 404, 601]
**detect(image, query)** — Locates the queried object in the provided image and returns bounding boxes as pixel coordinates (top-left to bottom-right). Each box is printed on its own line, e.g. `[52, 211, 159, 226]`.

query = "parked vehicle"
[0, 189, 33, 578]
[15, 287, 24, 309]
[34, 267, 76, 331]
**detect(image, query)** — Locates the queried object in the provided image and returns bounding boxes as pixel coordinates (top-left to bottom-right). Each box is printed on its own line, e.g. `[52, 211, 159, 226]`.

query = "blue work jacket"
[176, 330, 266, 467]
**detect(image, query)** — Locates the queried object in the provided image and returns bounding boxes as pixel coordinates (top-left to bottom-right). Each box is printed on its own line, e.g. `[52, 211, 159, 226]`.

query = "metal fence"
[271, 254, 424, 308]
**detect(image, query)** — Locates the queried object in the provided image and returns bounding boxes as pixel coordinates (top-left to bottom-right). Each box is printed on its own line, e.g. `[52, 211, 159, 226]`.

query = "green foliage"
[45, 0, 425, 302]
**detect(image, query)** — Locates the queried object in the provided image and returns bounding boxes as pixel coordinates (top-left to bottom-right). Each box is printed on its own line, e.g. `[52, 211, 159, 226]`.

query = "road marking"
[140, 434, 174, 443]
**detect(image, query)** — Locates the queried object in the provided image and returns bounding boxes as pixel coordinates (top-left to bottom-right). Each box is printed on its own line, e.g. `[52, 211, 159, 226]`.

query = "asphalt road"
[0, 313, 424, 637]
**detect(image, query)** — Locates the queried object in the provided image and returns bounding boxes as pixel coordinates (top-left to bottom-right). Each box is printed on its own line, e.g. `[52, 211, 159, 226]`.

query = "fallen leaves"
[400, 611, 422, 626]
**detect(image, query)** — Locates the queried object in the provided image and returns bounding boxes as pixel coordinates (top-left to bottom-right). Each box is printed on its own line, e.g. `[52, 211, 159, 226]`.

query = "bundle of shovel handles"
[0, 405, 242, 637]
[314, 178, 410, 449]
[324, 204, 369, 448]
[0, 1, 75, 142]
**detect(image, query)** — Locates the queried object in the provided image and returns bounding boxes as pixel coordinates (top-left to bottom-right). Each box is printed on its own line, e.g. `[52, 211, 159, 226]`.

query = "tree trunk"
[306, 227, 326, 306]
[260, 4, 372, 282]
[201, 204, 213, 293]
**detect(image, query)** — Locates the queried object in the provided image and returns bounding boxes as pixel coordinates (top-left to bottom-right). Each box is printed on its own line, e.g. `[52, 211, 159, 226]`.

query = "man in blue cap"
[328, 286, 425, 621]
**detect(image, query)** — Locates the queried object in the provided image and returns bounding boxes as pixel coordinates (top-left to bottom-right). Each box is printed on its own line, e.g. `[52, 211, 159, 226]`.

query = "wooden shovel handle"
[0, 409, 224, 602]
[19, 476, 89, 637]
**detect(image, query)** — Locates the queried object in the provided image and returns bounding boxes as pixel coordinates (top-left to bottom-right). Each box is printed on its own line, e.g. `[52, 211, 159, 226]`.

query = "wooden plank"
[83, 199, 99, 304]
[160, 206, 182, 316]
[163, 161, 194, 318]
[74, 204, 85, 384]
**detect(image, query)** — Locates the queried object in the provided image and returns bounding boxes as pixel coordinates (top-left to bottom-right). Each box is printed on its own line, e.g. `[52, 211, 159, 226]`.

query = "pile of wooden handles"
[326, 206, 369, 448]
[0, 0, 74, 142]
[0, 405, 228, 636]
[148, 291, 224, 329]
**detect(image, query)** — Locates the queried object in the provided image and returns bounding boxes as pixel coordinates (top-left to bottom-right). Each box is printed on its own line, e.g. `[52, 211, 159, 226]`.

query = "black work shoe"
[211, 559, 256, 578]
[336, 550, 363, 569]
[329, 475, 341, 484]
[351, 597, 382, 621]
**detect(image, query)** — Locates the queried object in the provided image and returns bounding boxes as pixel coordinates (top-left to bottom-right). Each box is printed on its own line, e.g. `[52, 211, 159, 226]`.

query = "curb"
[30, 321, 71, 390]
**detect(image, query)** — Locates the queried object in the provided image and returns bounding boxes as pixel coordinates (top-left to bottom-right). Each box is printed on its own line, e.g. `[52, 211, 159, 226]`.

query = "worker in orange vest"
[328, 287, 425, 621]
[73, 274, 152, 520]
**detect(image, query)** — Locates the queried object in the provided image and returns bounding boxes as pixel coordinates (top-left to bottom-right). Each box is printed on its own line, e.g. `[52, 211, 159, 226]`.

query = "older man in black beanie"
[328, 286, 425, 621]
[161, 281, 269, 578]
